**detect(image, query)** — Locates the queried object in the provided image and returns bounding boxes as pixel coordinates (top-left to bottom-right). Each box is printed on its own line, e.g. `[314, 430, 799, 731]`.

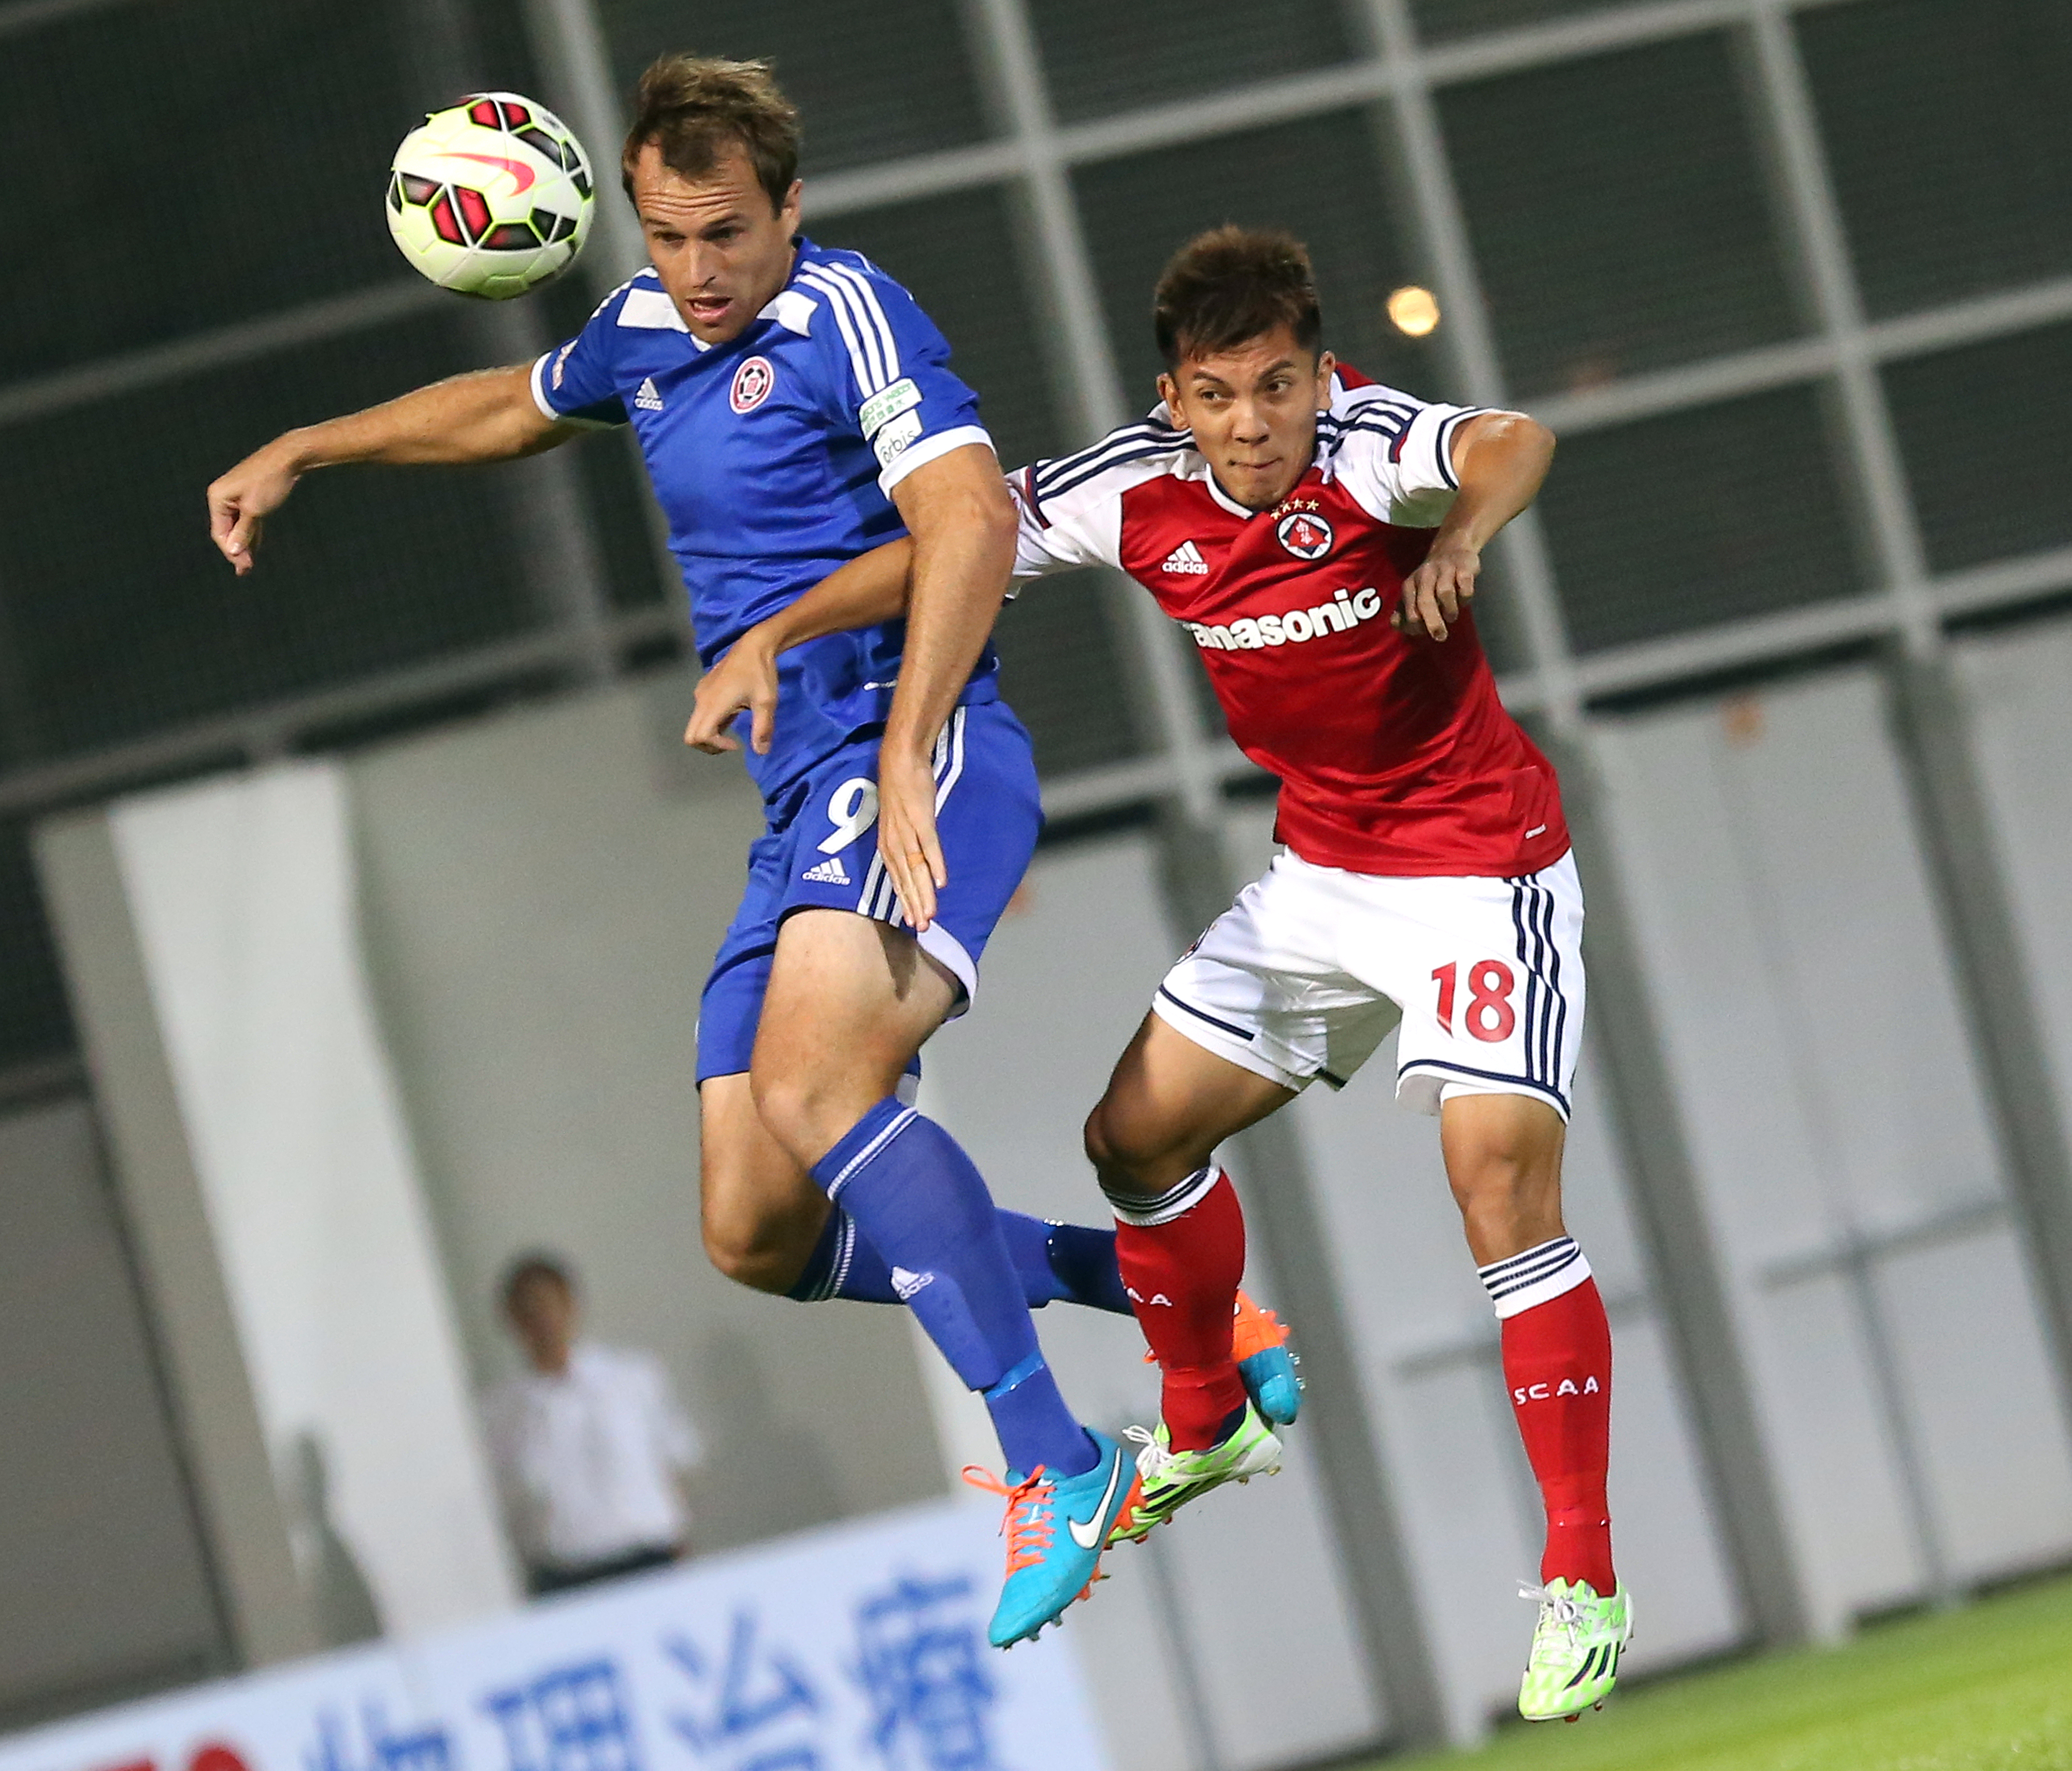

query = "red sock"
[1109, 1166, 1247, 1450]
[1499, 1271, 1616, 1594]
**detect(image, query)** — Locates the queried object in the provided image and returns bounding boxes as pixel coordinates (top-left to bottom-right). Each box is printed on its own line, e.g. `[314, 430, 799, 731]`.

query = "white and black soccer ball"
[386, 92, 594, 299]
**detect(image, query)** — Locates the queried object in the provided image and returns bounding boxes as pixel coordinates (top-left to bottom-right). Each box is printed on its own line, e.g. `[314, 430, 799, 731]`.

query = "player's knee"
[1082, 1096, 1197, 1196]
[699, 1183, 817, 1296]
[748, 1071, 836, 1170]
[1447, 1138, 1532, 1216]
[701, 1219, 789, 1294]
[1082, 1095, 1145, 1177]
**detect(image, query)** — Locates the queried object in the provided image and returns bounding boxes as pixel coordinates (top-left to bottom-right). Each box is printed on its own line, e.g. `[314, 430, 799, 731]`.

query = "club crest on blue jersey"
[730, 355, 775, 413]
[1276, 509, 1334, 560]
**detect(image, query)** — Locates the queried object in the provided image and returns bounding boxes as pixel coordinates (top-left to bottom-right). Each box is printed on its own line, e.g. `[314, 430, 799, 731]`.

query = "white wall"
[343, 677, 949, 1551]
[0, 1098, 225, 1716]
[108, 762, 517, 1639]
[1955, 616, 2072, 1119]
[1590, 667, 2072, 1633]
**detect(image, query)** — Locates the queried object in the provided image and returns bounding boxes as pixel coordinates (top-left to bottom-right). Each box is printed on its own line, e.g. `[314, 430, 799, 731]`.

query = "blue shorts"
[696, 701, 1043, 1083]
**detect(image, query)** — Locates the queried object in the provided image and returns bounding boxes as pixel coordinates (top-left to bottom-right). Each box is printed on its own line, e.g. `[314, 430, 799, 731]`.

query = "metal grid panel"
[1536, 383, 1863, 653]
[592, 0, 991, 172]
[1411, 0, 1662, 41]
[2, 0, 413, 387]
[990, 572, 1146, 775]
[0, 0, 2068, 986]
[0, 311, 531, 764]
[0, 825, 73, 1071]
[813, 185, 1147, 771]
[1798, 0, 2072, 320]
[1885, 320, 2072, 577]
[1438, 31, 1803, 396]
[1072, 109, 1441, 412]
[1029, 0, 1358, 123]
[813, 186, 1067, 469]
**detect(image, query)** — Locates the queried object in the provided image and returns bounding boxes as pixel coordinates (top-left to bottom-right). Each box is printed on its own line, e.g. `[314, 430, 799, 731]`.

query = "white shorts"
[1152, 849, 1586, 1119]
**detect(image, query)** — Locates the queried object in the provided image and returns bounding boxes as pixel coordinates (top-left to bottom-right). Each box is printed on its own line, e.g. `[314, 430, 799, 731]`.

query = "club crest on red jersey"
[730, 355, 775, 413]
[1276, 509, 1334, 560]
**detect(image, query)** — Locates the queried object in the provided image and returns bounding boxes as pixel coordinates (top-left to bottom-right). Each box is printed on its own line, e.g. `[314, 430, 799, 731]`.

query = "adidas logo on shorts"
[801, 855, 850, 885]
[634, 377, 665, 411]
[1162, 539, 1210, 576]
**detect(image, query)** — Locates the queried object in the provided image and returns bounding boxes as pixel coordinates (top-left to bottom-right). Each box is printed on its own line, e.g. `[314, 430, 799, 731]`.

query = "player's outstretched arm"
[685, 538, 917, 755]
[206, 365, 578, 575]
[1397, 411, 1557, 642]
[878, 445, 1018, 931]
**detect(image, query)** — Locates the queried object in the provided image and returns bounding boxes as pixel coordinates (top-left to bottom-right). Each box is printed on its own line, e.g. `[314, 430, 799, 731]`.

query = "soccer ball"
[385, 93, 594, 299]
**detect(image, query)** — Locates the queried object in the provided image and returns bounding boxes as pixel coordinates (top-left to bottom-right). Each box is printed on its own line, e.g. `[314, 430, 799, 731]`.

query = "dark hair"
[501, 1251, 575, 1311]
[1153, 226, 1323, 369]
[621, 53, 801, 212]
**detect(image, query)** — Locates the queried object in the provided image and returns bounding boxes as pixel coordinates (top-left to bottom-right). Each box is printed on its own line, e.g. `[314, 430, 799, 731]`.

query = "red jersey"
[1007, 371, 1568, 879]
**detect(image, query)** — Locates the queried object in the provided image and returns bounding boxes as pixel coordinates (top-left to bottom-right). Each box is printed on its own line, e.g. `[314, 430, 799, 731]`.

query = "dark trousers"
[526, 1543, 680, 1597]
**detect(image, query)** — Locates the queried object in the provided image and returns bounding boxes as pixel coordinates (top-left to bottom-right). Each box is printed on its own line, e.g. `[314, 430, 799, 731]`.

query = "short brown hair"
[1153, 226, 1323, 368]
[621, 54, 801, 213]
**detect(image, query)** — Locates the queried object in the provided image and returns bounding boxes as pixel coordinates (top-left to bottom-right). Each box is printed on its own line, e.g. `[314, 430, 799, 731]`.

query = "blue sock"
[1026, 1218, 1132, 1315]
[791, 1207, 1130, 1317]
[809, 1098, 1097, 1478]
[786, 1207, 896, 1303]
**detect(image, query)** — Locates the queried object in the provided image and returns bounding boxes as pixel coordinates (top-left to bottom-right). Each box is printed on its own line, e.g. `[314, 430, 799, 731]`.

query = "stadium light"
[1386, 285, 1441, 337]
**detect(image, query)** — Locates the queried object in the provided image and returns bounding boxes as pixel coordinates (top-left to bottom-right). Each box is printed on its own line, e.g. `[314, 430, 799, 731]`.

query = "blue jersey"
[529, 237, 1003, 799]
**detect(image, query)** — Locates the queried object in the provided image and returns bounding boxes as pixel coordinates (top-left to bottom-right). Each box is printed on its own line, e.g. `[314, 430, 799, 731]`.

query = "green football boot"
[1107, 1401, 1283, 1546]
[1518, 1578, 1633, 1722]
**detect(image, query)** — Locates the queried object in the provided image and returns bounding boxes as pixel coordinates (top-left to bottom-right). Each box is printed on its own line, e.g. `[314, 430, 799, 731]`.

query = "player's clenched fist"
[1394, 539, 1481, 642]
[207, 440, 303, 575]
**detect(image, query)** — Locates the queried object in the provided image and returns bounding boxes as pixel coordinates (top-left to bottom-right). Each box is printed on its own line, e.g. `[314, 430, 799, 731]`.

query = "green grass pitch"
[1384, 1569, 2072, 1771]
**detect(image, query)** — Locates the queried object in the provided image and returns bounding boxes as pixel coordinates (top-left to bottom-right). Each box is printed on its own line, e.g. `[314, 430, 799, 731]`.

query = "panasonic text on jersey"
[1183, 585, 1386, 652]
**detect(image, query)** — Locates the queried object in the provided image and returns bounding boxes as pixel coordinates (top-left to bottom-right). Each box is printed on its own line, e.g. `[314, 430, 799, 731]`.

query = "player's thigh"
[770, 703, 1042, 1018]
[696, 1071, 831, 1292]
[1086, 1011, 1298, 1193]
[751, 910, 959, 1160]
[1151, 853, 1400, 1102]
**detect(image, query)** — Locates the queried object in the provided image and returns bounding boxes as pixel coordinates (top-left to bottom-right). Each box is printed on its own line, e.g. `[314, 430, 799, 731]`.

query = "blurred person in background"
[483, 1252, 702, 1596]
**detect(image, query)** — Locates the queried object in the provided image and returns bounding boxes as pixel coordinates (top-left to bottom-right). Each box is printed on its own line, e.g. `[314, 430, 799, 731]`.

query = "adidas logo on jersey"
[1185, 585, 1387, 653]
[1162, 539, 1210, 576]
[634, 377, 665, 411]
[801, 855, 850, 885]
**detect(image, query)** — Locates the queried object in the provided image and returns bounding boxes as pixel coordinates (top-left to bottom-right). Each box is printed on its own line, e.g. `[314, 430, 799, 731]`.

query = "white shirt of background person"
[481, 1255, 702, 1590]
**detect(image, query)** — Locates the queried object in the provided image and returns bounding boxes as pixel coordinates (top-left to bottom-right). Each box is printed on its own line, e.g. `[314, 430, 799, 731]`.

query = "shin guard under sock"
[1483, 1239, 1615, 1594]
[809, 1098, 1096, 1478]
[1105, 1165, 1248, 1451]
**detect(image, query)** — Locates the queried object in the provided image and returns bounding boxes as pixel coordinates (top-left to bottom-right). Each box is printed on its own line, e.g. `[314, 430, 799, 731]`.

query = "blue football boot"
[963, 1430, 1137, 1648]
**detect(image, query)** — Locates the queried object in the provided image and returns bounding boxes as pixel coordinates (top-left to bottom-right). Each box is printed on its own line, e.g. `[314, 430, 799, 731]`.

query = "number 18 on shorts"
[1152, 849, 1586, 1119]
